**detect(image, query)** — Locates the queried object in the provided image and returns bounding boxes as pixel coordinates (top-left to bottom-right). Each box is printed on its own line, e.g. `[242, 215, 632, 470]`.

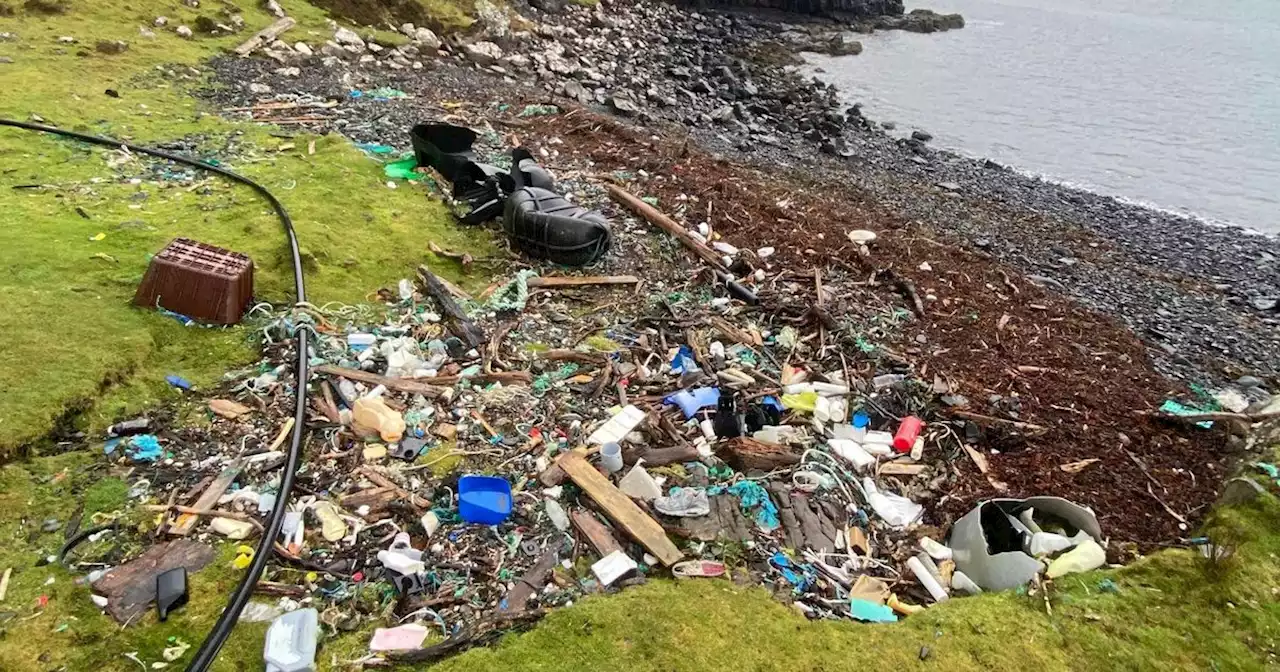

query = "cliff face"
[678, 0, 905, 19]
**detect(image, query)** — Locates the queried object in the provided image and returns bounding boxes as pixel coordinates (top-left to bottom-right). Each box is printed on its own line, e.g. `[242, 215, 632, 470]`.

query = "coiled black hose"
[0, 119, 310, 672]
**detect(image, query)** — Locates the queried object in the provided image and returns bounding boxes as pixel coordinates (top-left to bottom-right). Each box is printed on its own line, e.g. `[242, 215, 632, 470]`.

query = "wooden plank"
[527, 275, 640, 288]
[170, 461, 243, 535]
[232, 16, 297, 56]
[622, 444, 700, 468]
[570, 509, 624, 556]
[557, 452, 683, 566]
[312, 364, 448, 398]
[879, 463, 927, 476]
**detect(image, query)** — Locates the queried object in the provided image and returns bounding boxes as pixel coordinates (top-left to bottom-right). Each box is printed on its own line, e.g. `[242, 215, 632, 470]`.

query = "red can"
[893, 416, 924, 453]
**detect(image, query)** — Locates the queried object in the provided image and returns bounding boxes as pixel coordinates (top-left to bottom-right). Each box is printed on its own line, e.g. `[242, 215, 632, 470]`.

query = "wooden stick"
[527, 275, 640, 288]
[147, 505, 264, 532]
[233, 17, 297, 56]
[169, 462, 244, 535]
[949, 410, 1049, 433]
[312, 364, 448, 398]
[606, 184, 726, 272]
[0, 568, 11, 602]
[424, 370, 533, 386]
[538, 350, 608, 366]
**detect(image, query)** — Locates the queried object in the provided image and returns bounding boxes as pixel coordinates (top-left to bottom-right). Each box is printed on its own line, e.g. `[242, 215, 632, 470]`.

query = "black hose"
[57, 522, 120, 566]
[0, 119, 310, 672]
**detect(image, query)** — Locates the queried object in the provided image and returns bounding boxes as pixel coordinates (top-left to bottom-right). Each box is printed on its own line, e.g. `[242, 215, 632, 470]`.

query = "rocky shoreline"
[218, 0, 1278, 390]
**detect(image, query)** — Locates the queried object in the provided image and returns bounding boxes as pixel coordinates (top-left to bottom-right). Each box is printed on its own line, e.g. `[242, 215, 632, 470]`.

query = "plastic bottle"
[264, 608, 319, 672]
[352, 396, 406, 443]
[544, 498, 570, 532]
[893, 416, 923, 454]
[851, 412, 870, 442]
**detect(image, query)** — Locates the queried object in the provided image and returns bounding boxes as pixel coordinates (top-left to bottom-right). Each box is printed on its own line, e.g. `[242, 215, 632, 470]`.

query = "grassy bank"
[0, 0, 493, 453]
[0, 445, 1276, 671]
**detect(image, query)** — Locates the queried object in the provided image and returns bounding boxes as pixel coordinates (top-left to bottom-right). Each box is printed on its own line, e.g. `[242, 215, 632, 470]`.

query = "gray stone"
[1251, 297, 1278, 311]
[911, 129, 933, 142]
[95, 40, 129, 55]
[463, 41, 503, 66]
[936, 181, 960, 192]
[261, 0, 285, 18]
[1236, 375, 1264, 389]
[1218, 477, 1267, 507]
[400, 22, 416, 36]
[41, 518, 60, 533]
[248, 82, 272, 94]
[320, 41, 346, 58]
[413, 27, 442, 50]
[153, 16, 168, 26]
[881, 120, 896, 130]
[710, 105, 735, 123]
[293, 41, 312, 56]
[333, 26, 364, 48]
[0, 56, 12, 64]
[176, 25, 194, 39]
[609, 94, 640, 116]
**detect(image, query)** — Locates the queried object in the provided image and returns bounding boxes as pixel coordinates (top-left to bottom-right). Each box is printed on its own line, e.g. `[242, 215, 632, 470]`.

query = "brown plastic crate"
[133, 237, 254, 325]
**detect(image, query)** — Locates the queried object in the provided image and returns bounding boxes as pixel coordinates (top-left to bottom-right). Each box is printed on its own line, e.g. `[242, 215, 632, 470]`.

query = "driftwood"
[558, 451, 683, 566]
[949, 409, 1049, 433]
[500, 547, 559, 612]
[539, 350, 609, 367]
[570, 509, 624, 556]
[169, 462, 243, 535]
[622, 444, 700, 467]
[606, 185, 726, 271]
[527, 275, 639, 288]
[716, 437, 801, 472]
[232, 16, 296, 56]
[93, 540, 216, 624]
[418, 265, 486, 349]
[667, 494, 752, 542]
[312, 364, 449, 398]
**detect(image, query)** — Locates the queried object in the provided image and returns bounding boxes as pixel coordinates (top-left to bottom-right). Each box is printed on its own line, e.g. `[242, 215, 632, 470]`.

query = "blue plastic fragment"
[849, 598, 898, 623]
[769, 552, 815, 591]
[127, 435, 162, 462]
[852, 411, 870, 429]
[103, 438, 121, 456]
[165, 375, 192, 390]
[669, 345, 699, 374]
[664, 387, 721, 419]
[761, 396, 784, 412]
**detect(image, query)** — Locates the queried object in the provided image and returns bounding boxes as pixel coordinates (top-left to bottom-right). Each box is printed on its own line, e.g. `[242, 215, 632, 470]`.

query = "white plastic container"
[599, 442, 625, 473]
[264, 608, 319, 672]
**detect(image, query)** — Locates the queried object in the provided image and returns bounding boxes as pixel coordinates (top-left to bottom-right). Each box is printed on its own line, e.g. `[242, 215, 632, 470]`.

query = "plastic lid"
[852, 412, 870, 428]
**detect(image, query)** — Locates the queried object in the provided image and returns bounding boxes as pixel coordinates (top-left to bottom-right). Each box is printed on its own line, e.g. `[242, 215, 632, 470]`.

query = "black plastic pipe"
[0, 119, 310, 672]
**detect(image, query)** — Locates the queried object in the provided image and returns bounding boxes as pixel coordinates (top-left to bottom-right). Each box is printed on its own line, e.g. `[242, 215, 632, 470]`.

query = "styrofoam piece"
[619, 464, 663, 500]
[587, 405, 646, 445]
[591, 550, 638, 586]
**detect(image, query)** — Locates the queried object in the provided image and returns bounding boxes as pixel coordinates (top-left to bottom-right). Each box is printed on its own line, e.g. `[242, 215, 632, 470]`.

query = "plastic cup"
[600, 441, 624, 473]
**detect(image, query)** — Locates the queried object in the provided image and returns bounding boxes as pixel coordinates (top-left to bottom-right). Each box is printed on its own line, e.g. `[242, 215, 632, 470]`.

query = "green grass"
[0, 453, 1277, 671]
[0, 0, 495, 453]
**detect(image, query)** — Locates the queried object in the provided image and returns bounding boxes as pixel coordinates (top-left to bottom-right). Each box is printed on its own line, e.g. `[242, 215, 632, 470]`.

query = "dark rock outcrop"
[678, 0, 903, 20]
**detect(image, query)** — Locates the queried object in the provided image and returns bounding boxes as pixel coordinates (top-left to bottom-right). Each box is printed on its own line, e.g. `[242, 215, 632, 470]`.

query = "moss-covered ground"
[0, 0, 493, 453]
[1, 2, 1277, 672]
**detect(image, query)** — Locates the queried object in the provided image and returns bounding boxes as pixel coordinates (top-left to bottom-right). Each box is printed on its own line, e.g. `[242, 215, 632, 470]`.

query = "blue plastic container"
[458, 475, 513, 525]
